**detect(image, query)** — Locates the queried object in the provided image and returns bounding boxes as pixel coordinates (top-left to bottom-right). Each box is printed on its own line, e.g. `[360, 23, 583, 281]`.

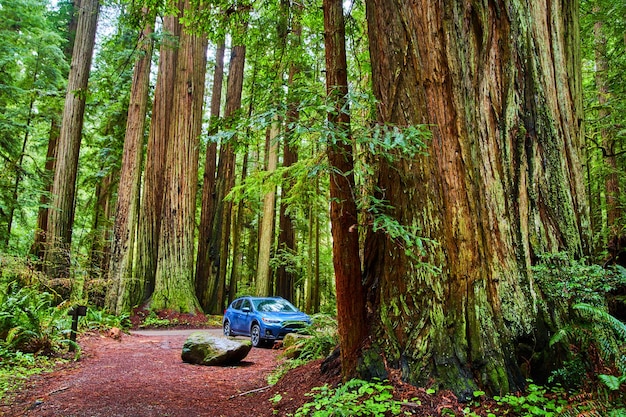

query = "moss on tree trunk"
[362, 0, 588, 398]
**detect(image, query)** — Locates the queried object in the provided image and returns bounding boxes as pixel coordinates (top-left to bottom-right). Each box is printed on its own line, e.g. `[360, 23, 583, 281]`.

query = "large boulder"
[181, 332, 252, 366]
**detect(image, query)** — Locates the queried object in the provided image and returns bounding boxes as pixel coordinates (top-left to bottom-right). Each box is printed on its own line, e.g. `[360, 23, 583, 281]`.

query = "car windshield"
[253, 299, 297, 313]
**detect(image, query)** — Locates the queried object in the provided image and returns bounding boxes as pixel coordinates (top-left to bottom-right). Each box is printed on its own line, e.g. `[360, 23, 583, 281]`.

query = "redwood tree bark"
[106, 17, 154, 314]
[135, 9, 181, 303]
[44, 0, 100, 277]
[256, 118, 280, 296]
[31, 0, 78, 262]
[275, 4, 302, 302]
[152, 2, 207, 313]
[363, 0, 588, 397]
[205, 40, 247, 314]
[323, 0, 368, 379]
[195, 41, 225, 311]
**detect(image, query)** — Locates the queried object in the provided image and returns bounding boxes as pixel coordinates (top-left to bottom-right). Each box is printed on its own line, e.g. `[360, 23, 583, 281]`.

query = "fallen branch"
[228, 385, 271, 399]
[48, 386, 70, 395]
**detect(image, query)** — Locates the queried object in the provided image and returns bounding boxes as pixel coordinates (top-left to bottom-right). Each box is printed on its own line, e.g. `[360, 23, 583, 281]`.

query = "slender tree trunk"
[89, 170, 114, 277]
[363, 0, 588, 397]
[45, 0, 100, 278]
[313, 194, 320, 313]
[6, 93, 36, 248]
[152, 3, 207, 313]
[135, 9, 181, 303]
[31, 122, 58, 261]
[593, 9, 620, 242]
[323, 0, 368, 379]
[195, 41, 225, 311]
[206, 39, 247, 314]
[229, 148, 249, 305]
[275, 30, 302, 302]
[31, 0, 78, 261]
[106, 18, 154, 314]
[305, 203, 314, 314]
[256, 119, 280, 296]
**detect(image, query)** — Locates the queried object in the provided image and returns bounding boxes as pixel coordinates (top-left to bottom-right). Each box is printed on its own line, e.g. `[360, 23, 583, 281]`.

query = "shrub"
[0, 282, 73, 355]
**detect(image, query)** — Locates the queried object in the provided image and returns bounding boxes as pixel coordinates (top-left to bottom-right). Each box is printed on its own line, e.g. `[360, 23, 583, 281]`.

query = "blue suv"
[223, 296, 311, 347]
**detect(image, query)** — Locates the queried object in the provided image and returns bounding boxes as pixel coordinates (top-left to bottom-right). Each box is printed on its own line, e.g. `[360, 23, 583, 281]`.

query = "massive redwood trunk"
[135, 9, 181, 303]
[363, 0, 588, 397]
[152, 2, 206, 313]
[106, 16, 154, 314]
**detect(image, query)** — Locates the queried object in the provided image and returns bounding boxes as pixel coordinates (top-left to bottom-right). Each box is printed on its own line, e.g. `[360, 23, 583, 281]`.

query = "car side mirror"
[242, 307, 251, 313]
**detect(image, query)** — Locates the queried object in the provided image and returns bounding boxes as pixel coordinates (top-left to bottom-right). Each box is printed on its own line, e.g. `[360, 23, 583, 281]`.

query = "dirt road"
[3, 329, 281, 417]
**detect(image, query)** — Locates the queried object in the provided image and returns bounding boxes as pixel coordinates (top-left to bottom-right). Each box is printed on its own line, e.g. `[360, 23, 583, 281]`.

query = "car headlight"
[262, 317, 281, 324]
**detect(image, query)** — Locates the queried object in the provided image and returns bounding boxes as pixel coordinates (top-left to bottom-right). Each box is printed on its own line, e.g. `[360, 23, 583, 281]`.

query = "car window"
[241, 299, 252, 310]
[232, 299, 243, 310]
[255, 299, 297, 313]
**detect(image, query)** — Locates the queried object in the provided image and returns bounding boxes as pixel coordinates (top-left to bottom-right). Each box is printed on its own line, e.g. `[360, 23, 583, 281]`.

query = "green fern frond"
[574, 303, 626, 341]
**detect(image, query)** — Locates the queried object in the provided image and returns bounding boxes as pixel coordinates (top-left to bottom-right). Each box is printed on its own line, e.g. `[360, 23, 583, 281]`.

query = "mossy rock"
[181, 332, 252, 366]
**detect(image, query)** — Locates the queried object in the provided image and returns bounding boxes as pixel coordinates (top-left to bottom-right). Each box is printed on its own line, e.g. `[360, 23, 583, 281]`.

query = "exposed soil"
[1, 327, 345, 417]
[1, 326, 476, 417]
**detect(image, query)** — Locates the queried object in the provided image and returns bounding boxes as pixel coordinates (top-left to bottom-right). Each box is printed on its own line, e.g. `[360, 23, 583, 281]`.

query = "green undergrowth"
[267, 313, 338, 385]
[0, 346, 68, 402]
[292, 379, 411, 417]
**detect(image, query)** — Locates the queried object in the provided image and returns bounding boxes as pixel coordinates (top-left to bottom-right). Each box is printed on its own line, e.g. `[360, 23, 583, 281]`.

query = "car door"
[236, 299, 253, 334]
[228, 299, 243, 334]
[232, 298, 252, 334]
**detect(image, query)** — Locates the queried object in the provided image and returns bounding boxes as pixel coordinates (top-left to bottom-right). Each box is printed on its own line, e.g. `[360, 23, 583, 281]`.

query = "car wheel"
[223, 320, 232, 336]
[250, 323, 262, 347]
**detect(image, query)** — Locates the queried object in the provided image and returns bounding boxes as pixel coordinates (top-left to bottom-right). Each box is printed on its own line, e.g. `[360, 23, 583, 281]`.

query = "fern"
[574, 303, 626, 342]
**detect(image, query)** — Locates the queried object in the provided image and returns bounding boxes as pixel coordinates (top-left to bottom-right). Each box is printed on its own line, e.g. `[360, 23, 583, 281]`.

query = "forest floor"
[1, 321, 484, 416]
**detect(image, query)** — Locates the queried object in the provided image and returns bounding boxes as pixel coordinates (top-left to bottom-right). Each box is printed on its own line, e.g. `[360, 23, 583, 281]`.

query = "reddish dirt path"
[3, 330, 284, 417]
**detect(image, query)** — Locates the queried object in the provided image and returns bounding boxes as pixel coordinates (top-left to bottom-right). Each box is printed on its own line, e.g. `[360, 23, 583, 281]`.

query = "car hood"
[262, 311, 310, 322]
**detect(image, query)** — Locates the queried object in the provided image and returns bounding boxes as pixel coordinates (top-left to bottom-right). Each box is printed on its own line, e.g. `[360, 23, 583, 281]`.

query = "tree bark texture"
[152, 7, 207, 313]
[363, 0, 588, 397]
[323, 0, 368, 379]
[195, 41, 225, 311]
[30, 121, 58, 262]
[275, 12, 302, 302]
[256, 119, 280, 296]
[31, 0, 78, 262]
[135, 9, 181, 303]
[205, 41, 246, 314]
[89, 170, 113, 277]
[593, 10, 620, 240]
[45, 0, 99, 277]
[106, 18, 154, 314]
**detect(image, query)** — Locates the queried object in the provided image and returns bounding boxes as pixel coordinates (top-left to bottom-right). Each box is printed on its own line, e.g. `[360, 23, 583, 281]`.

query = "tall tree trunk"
[195, 41, 225, 311]
[275, 21, 302, 302]
[135, 9, 181, 303]
[152, 5, 207, 313]
[106, 18, 154, 314]
[363, 0, 588, 397]
[45, 0, 100, 278]
[323, 0, 368, 379]
[89, 170, 114, 277]
[305, 203, 314, 314]
[593, 8, 620, 242]
[31, 0, 78, 261]
[206, 39, 247, 314]
[256, 119, 280, 296]
[31, 121, 59, 261]
[229, 148, 249, 305]
[5, 93, 37, 248]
